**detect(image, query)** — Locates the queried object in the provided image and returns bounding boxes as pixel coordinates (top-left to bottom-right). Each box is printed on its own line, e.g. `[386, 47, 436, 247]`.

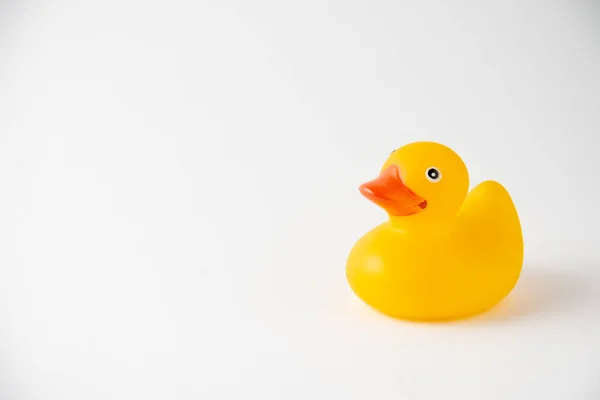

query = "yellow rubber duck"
[346, 141, 524, 321]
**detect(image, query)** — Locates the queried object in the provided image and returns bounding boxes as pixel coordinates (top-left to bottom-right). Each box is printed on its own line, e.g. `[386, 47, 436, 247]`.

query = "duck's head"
[360, 142, 469, 227]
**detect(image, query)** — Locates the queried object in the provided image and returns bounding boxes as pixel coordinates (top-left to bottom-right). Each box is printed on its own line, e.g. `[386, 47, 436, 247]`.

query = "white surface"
[1, 0, 600, 399]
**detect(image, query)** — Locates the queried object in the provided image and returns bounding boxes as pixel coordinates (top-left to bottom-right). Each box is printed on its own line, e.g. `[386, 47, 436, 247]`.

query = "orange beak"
[359, 165, 427, 216]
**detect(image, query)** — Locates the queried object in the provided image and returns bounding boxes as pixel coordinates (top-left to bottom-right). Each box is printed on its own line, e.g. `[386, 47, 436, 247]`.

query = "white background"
[1, 0, 600, 399]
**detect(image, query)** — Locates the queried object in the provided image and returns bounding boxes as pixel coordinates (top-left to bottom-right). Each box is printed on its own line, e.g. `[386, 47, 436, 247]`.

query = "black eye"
[426, 167, 442, 182]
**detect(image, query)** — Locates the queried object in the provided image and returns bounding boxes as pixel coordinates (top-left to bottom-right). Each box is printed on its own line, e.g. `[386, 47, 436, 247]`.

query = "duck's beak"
[359, 165, 427, 216]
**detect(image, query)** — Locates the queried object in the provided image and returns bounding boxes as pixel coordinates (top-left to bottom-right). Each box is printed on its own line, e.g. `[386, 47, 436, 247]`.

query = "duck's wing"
[456, 180, 523, 244]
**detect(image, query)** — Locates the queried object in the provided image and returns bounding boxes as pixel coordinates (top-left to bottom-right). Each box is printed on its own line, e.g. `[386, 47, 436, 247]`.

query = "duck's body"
[347, 142, 524, 321]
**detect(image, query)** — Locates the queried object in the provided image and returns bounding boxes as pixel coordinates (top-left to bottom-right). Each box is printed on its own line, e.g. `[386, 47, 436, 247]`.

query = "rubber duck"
[346, 141, 523, 321]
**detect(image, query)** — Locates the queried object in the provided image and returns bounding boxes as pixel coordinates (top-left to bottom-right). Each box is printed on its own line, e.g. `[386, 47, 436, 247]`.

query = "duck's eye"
[426, 167, 442, 183]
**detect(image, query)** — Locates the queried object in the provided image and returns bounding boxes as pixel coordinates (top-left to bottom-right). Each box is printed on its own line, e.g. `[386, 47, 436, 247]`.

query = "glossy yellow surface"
[347, 142, 524, 321]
